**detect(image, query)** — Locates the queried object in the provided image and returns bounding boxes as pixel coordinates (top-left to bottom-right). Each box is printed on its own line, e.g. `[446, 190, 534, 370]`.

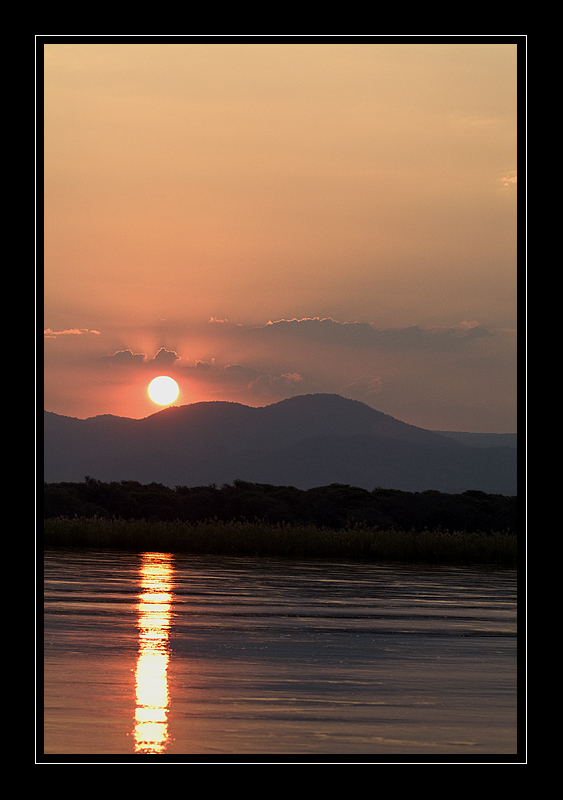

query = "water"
[42, 548, 518, 760]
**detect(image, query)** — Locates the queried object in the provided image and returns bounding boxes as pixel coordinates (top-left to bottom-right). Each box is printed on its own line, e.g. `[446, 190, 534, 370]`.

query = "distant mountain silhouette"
[432, 430, 517, 449]
[44, 394, 517, 494]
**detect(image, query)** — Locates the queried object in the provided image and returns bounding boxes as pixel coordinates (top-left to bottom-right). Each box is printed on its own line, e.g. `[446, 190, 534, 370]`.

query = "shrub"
[43, 517, 517, 565]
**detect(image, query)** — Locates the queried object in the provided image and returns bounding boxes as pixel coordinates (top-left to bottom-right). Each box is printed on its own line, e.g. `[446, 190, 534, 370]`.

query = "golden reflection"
[134, 552, 174, 754]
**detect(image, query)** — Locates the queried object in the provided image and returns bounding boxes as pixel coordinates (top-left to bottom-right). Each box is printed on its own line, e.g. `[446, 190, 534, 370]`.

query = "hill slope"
[44, 394, 517, 494]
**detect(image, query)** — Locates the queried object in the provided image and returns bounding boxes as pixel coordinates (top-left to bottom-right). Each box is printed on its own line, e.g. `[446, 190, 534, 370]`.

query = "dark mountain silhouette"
[432, 430, 517, 449]
[44, 393, 517, 494]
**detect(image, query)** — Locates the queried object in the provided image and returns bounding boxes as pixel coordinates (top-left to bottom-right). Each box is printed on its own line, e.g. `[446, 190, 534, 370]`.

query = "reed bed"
[43, 516, 517, 565]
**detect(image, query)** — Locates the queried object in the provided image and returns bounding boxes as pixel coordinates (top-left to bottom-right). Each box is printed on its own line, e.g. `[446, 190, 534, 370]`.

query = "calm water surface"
[43, 548, 517, 758]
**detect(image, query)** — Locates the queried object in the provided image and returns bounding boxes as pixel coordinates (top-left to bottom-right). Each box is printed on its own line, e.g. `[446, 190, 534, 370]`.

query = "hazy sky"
[43, 40, 518, 432]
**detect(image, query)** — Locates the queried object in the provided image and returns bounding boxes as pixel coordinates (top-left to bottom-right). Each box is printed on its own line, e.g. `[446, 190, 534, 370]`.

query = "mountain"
[432, 430, 517, 449]
[43, 394, 517, 495]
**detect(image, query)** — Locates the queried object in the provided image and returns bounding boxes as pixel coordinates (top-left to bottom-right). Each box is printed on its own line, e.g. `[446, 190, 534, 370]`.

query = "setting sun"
[148, 376, 179, 405]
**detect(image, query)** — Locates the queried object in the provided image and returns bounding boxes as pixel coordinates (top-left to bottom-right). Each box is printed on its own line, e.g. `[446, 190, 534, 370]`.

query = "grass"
[43, 516, 517, 565]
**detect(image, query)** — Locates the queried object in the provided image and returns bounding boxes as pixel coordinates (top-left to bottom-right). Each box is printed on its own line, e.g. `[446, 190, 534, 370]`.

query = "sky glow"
[43, 40, 518, 432]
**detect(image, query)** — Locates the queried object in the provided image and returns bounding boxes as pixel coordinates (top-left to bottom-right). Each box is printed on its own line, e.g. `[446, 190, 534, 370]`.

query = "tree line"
[43, 478, 518, 534]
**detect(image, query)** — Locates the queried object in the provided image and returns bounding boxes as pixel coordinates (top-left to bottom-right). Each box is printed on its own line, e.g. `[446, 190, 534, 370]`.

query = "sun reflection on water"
[134, 552, 174, 754]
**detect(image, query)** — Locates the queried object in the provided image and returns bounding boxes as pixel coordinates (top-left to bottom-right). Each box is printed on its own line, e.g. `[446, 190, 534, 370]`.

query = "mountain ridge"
[44, 394, 517, 494]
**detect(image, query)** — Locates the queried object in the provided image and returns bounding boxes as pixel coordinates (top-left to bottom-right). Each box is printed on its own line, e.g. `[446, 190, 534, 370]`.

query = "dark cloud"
[99, 349, 147, 366]
[249, 371, 305, 399]
[221, 363, 262, 383]
[340, 375, 383, 402]
[177, 357, 307, 401]
[81, 316, 513, 429]
[257, 317, 492, 352]
[147, 347, 180, 367]
[99, 347, 180, 369]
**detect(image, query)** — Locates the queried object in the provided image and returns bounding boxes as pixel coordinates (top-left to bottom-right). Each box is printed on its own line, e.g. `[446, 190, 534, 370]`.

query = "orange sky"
[43, 40, 518, 432]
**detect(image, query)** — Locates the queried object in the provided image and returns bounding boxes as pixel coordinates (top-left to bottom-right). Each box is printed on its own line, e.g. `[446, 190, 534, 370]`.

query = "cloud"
[176, 356, 306, 400]
[93, 317, 496, 412]
[44, 328, 100, 338]
[249, 371, 306, 399]
[340, 375, 383, 402]
[280, 372, 304, 383]
[98, 346, 180, 370]
[221, 363, 262, 382]
[77, 316, 510, 425]
[175, 360, 263, 389]
[259, 317, 492, 351]
[147, 347, 180, 367]
[455, 320, 491, 337]
[99, 349, 147, 366]
[43, 311, 516, 430]
[499, 170, 517, 188]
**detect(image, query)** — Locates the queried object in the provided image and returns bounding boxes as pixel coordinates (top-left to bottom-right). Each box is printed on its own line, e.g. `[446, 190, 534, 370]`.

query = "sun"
[148, 376, 179, 405]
